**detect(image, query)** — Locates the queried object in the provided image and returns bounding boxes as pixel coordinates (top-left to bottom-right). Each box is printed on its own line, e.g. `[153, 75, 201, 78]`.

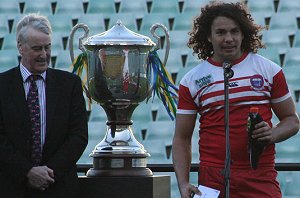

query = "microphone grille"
[222, 61, 231, 69]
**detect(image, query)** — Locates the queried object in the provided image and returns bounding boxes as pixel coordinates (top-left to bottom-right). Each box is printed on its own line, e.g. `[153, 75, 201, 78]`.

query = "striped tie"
[27, 75, 42, 166]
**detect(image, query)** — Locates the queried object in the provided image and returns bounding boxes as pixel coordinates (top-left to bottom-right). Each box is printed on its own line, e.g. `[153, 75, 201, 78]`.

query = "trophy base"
[87, 153, 153, 177]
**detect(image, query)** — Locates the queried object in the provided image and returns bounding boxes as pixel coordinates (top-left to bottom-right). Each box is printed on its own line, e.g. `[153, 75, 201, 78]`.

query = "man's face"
[208, 16, 244, 63]
[18, 27, 51, 74]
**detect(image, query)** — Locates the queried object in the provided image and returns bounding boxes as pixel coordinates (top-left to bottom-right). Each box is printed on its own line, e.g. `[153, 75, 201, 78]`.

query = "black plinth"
[79, 175, 170, 198]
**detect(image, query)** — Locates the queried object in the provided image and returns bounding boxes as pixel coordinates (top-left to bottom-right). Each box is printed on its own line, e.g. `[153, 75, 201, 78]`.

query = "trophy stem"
[87, 104, 152, 177]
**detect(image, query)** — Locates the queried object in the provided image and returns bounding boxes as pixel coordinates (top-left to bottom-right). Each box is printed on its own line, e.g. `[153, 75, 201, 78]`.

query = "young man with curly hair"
[172, 1, 299, 197]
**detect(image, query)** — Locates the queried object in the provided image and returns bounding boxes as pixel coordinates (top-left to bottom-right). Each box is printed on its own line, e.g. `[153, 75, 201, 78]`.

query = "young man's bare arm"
[172, 114, 201, 198]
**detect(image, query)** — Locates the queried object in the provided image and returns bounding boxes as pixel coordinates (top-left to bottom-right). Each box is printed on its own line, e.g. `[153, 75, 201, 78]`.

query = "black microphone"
[223, 61, 234, 78]
[222, 61, 232, 69]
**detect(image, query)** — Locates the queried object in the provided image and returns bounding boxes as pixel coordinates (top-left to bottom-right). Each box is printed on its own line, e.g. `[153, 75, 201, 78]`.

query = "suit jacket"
[0, 67, 88, 198]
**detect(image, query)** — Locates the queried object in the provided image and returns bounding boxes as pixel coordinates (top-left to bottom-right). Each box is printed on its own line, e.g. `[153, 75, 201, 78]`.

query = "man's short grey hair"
[16, 13, 52, 44]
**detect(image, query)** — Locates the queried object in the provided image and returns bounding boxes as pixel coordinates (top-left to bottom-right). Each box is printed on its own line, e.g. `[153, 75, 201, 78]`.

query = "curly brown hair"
[188, 1, 265, 60]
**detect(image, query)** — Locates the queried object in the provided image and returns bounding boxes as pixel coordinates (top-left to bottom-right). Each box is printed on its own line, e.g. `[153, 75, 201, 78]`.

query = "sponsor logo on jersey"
[250, 74, 264, 90]
[229, 81, 239, 87]
[195, 74, 213, 89]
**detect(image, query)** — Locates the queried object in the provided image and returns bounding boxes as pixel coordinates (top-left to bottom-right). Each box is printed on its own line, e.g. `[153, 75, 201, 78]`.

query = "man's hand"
[251, 121, 274, 144]
[27, 166, 55, 191]
[179, 182, 201, 198]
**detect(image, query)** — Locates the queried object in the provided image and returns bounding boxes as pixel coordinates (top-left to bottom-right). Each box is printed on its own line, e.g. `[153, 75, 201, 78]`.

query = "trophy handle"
[69, 23, 92, 112]
[150, 23, 170, 66]
[69, 23, 90, 63]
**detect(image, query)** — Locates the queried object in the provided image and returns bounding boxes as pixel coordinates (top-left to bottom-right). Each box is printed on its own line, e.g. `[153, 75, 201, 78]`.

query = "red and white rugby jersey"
[177, 52, 290, 168]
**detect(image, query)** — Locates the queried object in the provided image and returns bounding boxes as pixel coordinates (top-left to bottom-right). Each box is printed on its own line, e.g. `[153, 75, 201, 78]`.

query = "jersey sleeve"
[177, 84, 198, 114]
[271, 70, 291, 103]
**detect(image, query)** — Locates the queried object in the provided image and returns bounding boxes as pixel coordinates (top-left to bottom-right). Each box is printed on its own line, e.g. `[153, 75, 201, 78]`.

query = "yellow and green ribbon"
[71, 52, 92, 111]
[71, 50, 179, 120]
[147, 50, 179, 120]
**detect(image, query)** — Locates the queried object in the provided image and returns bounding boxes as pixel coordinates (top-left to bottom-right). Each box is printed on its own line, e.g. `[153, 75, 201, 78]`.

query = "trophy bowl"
[69, 21, 170, 177]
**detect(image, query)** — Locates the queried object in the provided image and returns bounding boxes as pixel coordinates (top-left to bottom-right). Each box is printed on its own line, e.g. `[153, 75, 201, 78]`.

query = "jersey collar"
[207, 52, 249, 67]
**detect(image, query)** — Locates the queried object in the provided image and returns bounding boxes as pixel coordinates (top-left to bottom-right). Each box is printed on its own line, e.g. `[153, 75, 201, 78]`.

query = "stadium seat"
[277, 0, 300, 15]
[175, 65, 194, 85]
[283, 66, 300, 90]
[51, 32, 64, 56]
[292, 30, 300, 48]
[77, 14, 106, 35]
[155, 48, 184, 74]
[168, 30, 190, 53]
[108, 13, 139, 32]
[283, 48, 300, 68]
[86, 0, 116, 14]
[23, 0, 52, 15]
[130, 122, 145, 141]
[169, 48, 185, 71]
[54, 50, 73, 71]
[139, 13, 170, 35]
[275, 136, 300, 163]
[130, 114, 152, 142]
[89, 103, 107, 122]
[261, 29, 291, 54]
[185, 53, 202, 68]
[145, 120, 175, 143]
[47, 14, 74, 36]
[155, 103, 177, 121]
[0, 15, 10, 36]
[247, 0, 275, 18]
[284, 172, 300, 196]
[173, 12, 197, 31]
[0, 49, 19, 72]
[0, 0, 20, 18]
[288, 86, 298, 105]
[54, 0, 84, 18]
[148, 96, 164, 112]
[11, 15, 25, 34]
[257, 48, 281, 66]
[87, 121, 107, 139]
[150, 0, 180, 16]
[77, 122, 106, 164]
[169, 172, 181, 198]
[118, 0, 148, 18]
[142, 139, 171, 164]
[269, 12, 298, 35]
[2, 34, 17, 50]
[181, 0, 208, 15]
[277, 171, 290, 195]
[251, 12, 267, 26]
[132, 102, 153, 123]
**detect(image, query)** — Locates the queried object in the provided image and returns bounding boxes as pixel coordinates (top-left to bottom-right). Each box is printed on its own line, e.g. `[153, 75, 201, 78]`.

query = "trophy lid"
[84, 20, 156, 47]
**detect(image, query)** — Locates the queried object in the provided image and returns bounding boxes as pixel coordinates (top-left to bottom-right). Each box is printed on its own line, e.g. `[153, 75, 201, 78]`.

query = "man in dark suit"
[0, 13, 88, 197]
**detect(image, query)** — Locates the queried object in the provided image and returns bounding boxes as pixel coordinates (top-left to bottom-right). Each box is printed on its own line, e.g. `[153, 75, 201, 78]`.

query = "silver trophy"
[69, 21, 170, 177]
